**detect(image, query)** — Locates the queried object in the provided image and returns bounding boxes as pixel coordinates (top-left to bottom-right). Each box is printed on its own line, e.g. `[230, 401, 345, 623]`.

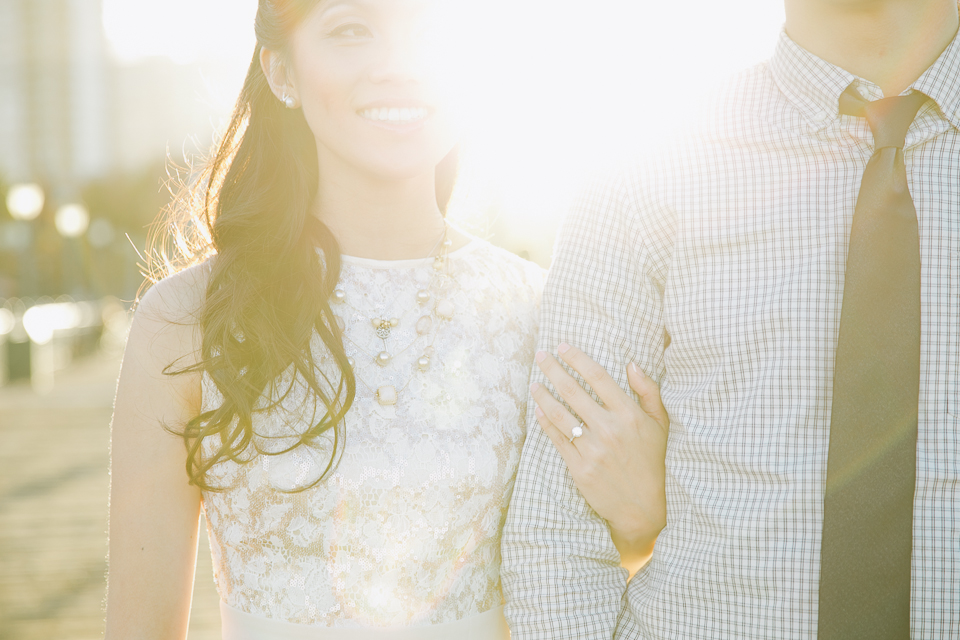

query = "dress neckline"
[340, 237, 480, 270]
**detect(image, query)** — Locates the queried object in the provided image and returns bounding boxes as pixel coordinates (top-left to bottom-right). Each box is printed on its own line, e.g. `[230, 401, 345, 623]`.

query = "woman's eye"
[329, 23, 372, 38]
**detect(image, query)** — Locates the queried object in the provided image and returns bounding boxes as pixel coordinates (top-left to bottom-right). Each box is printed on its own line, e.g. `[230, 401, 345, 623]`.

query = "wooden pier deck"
[0, 353, 220, 639]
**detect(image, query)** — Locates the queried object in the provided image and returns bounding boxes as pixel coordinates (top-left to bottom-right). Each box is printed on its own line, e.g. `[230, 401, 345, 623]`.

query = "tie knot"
[838, 86, 928, 150]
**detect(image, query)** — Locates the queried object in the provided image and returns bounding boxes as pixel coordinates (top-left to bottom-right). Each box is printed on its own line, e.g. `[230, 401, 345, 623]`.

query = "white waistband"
[220, 601, 510, 640]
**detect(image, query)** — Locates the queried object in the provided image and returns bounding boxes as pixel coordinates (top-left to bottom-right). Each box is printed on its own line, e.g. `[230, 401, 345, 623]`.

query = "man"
[502, 1, 960, 638]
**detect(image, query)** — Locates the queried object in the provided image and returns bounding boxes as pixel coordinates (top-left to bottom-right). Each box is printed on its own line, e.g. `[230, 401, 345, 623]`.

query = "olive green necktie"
[818, 87, 928, 640]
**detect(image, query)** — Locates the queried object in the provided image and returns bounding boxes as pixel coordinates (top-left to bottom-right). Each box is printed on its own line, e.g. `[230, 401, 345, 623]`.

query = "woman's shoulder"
[135, 260, 212, 327]
[113, 260, 214, 422]
[127, 260, 213, 368]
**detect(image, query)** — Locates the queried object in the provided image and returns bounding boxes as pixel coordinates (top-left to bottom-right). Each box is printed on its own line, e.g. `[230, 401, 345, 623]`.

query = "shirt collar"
[911, 27, 960, 131]
[768, 30, 855, 130]
[769, 27, 960, 132]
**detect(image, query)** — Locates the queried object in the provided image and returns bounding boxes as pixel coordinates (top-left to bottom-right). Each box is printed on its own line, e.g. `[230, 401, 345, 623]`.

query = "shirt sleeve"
[501, 168, 674, 639]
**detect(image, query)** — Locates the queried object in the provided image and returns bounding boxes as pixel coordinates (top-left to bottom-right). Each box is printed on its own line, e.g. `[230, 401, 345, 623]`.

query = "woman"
[104, 0, 545, 637]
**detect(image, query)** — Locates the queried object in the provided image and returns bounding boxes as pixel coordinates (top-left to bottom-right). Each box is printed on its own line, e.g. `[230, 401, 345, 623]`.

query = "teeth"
[359, 107, 429, 123]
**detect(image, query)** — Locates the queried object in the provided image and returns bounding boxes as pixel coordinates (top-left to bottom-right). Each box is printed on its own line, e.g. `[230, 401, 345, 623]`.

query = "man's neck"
[784, 0, 959, 96]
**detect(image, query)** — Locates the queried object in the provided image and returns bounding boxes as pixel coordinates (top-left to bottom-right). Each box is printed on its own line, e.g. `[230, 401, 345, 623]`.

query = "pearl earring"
[282, 95, 296, 109]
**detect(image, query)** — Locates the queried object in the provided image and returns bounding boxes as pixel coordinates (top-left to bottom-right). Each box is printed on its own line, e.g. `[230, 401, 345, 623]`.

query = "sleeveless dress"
[199, 238, 544, 639]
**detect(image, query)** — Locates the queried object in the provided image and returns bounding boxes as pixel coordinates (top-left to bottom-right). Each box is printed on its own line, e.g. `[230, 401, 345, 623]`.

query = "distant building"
[0, 0, 243, 300]
[0, 0, 237, 196]
[0, 0, 111, 197]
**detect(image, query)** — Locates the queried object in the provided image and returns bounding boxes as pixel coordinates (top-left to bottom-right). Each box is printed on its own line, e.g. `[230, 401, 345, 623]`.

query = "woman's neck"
[314, 162, 447, 261]
[784, 0, 959, 96]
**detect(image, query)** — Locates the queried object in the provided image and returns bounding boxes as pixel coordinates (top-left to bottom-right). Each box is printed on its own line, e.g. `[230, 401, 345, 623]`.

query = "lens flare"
[6, 183, 45, 221]
[101, 0, 784, 264]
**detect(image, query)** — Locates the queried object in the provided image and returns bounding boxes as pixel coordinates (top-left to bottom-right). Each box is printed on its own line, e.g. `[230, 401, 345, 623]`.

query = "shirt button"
[814, 109, 829, 122]
[858, 86, 871, 99]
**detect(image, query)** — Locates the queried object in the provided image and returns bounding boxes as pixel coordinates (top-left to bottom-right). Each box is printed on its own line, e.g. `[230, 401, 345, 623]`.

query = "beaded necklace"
[332, 225, 455, 406]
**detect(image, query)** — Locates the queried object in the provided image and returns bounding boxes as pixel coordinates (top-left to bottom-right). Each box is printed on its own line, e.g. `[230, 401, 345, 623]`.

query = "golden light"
[6, 183, 45, 221]
[102, 0, 785, 264]
[442, 1, 785, 262]
[55, 204, 91, 238]
[22, 303, 82, 345]
[0, 308, 14, 336]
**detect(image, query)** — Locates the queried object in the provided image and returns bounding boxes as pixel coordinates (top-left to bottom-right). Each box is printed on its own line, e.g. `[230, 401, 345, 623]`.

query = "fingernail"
[535, 351, 547, 363]
[535, 406, 544, 418]
[629, 362, 646, 378]
[557, 343, 570, 354]
[529, 382, 540, 393]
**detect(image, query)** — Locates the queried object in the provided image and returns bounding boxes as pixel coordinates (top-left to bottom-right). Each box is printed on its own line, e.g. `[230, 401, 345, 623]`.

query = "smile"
[358, 107, 430, 124]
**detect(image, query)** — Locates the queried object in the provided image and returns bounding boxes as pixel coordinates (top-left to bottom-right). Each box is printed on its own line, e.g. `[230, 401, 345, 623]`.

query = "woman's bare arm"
[104, 265, 208, 640]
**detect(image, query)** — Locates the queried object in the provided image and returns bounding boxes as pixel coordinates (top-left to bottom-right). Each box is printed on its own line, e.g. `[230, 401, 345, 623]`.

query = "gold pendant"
[376, 385, 397, 406]
[372, 317, 398, 339]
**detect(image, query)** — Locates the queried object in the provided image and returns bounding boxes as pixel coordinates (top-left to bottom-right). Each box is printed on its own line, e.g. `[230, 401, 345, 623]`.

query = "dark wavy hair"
[149, 0, 459, 491]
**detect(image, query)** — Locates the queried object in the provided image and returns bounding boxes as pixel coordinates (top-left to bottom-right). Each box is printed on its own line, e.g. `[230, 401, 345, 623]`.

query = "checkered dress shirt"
[502, 29, 960, 640]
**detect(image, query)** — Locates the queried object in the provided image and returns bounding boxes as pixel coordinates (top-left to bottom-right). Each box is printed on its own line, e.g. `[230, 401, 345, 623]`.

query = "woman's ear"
[260, 47, 300, 108]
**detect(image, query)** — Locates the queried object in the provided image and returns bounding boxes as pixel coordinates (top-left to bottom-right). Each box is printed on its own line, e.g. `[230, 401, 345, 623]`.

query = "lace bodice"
[200, 238, 544, 627]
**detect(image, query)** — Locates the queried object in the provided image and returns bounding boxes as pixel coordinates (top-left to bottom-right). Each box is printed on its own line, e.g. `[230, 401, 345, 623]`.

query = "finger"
[529, 380, 584, 441]
[627, 363, 669, 434]
[535, 351, 606, 426]
[557, 343, 633, 411]
[535, 406, 582, 463]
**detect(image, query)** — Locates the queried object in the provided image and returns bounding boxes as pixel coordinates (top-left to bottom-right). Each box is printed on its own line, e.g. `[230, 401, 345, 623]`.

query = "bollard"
[0, 307, 13, 386]
[2, 301, 31, 384]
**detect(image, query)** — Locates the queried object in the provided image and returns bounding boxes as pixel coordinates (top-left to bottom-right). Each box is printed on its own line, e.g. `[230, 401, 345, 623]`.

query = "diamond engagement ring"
[569, 422, 584, 443]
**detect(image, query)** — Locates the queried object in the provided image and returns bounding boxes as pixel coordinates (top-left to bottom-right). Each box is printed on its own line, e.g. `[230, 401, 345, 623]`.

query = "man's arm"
[501, 168, 674, 639]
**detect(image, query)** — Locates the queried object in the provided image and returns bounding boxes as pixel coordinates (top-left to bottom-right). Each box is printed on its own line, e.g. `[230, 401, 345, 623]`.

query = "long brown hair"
[150, 0, 459, 491]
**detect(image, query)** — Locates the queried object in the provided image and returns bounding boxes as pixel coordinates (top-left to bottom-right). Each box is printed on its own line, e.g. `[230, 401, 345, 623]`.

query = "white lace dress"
[199, 238, 544, 639]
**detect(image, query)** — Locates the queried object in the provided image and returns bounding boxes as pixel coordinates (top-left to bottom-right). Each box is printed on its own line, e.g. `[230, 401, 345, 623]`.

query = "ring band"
[569, 422, 585, 443]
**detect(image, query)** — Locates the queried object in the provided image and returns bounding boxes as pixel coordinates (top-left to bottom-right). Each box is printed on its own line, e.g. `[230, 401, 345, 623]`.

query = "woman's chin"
[349, 149, 456, 183]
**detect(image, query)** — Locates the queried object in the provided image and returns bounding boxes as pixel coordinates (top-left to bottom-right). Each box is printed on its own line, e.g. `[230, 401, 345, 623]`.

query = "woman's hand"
[530, 343, 669, 573]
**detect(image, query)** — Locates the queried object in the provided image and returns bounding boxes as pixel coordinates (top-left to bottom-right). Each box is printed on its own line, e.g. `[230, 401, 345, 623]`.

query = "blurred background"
[0, 0, 783, 637]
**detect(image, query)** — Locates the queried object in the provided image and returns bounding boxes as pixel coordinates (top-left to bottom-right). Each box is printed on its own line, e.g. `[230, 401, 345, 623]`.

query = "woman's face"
[283, 0, 459, 182]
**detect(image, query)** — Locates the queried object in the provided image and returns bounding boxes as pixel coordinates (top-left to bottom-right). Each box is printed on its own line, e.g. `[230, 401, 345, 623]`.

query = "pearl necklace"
[332, 226, 455, 406]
